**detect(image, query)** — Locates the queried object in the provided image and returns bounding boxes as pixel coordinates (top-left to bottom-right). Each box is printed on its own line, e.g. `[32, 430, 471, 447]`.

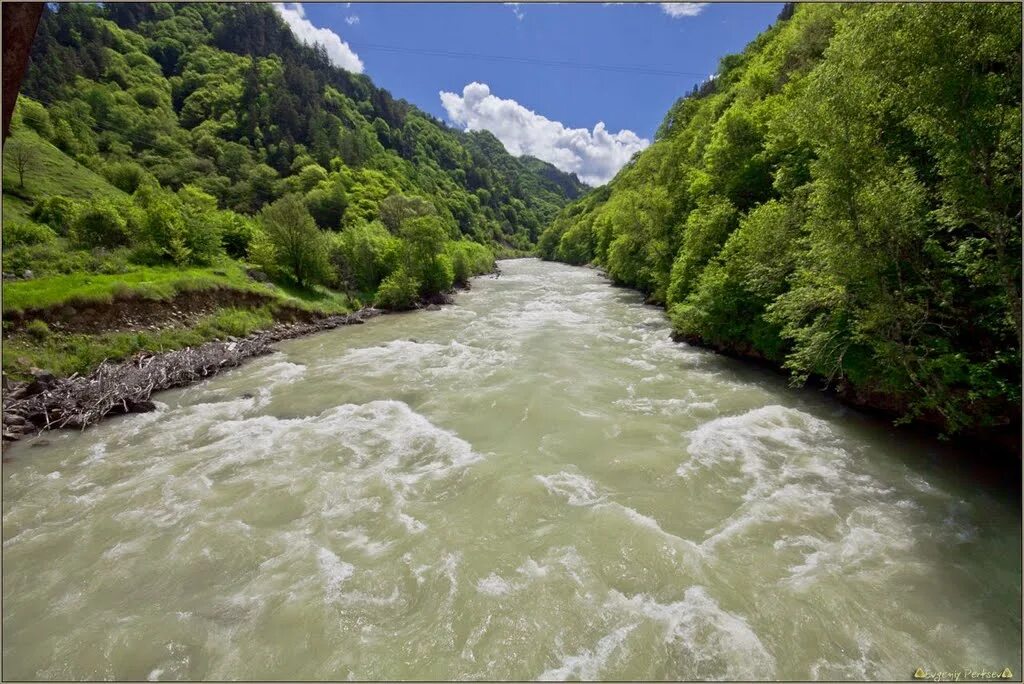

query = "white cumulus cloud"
[273, 3, 364, 73]
[660, 3, 707, 18]
[345, 15, 359, 25]
[505, 3, 525, 20]
[440, 82, 649, 186]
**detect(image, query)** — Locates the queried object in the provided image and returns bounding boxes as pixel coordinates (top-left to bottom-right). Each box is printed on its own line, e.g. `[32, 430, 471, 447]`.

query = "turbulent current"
[2, 258, 1020, 680]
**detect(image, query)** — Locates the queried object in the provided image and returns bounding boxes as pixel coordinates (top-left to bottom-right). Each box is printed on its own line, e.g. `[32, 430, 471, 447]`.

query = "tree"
[258, 193, 331, 287]
[6, 138, 35, 189]
[378, 193, 435, 233]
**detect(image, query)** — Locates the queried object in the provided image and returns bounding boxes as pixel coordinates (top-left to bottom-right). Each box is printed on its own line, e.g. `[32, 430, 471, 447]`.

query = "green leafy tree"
[258, 193, 331, 287]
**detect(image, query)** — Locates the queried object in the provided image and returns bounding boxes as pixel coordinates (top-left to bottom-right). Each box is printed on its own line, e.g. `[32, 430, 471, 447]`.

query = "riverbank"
[1, 306, 382, 447]
[578, 260, 1022, 462]
[0, 282, 484, 447]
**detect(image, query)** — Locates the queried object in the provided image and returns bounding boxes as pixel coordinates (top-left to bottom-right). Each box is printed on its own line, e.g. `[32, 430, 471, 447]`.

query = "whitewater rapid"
[2, 258, 1020, 679]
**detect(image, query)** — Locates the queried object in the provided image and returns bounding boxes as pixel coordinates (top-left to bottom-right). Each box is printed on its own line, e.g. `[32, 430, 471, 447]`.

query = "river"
[2, 258, 1020, 680]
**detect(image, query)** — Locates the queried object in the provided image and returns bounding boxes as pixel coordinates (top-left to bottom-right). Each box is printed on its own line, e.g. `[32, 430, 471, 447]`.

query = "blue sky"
[275, 3, 783, 184]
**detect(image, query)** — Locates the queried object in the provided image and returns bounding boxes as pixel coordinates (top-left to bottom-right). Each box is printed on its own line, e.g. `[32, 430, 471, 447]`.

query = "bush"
[29, 195, 80, 236]
[329, 221, 401, 292]
[447, 240, 494, 286]
[220, 213, 259, 260]
[3, 219, 57, 248]
[375, 267, 420, 310]
[419, 252, 455, 295]
[296, 164, 329, 192]
[247, 229, 280, 280]
[102, 160, 149, 194]
[131, 86, 164, 109]
[71, 199, 132, 249]
[25, 320, 51, 341]
[1, 243, 94, 277]
[132, 185, 224, 266]
[16, 98, 52, 139]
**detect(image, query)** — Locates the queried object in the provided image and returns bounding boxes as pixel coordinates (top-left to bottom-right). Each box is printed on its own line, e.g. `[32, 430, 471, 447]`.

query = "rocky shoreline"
[1, 306, 384, 448]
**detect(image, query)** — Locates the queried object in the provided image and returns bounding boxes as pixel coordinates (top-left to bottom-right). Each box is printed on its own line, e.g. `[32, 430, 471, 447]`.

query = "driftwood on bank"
[2, 308, 381, 444]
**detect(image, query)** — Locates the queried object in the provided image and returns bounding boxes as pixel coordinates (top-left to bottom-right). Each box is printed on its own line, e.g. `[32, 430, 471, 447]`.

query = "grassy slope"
[2, 128, 127, 221]
[1, 130, 358, 381]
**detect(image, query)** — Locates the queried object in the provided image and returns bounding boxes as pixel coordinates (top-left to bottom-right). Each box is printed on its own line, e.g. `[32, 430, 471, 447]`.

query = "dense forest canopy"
[4, 2, 586, 309]
[538, 3, 1022, 439]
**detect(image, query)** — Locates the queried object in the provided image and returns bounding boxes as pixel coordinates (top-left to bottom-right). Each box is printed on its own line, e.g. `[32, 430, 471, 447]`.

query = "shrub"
[132, 185, 224, 266]
[16, 98, 52, 139]
[247, 229, 280, 279]
[297, 164, 329, 192]
[374, 267, 420, 310]
[447, 240, 494, 286]
[220, 213, 259, 259]
[305, 178, 348, 230]
[25, 320, 51, 341]
[419, 252, 455, 295]
[1, 243, 94, 276]
[3, 219, 57, 248]
[102, 160, 149, 194]
[71, 199, 132, 249]
[131, 86, 163, 109]
[329, 221, 401, 292]
[29, 195, 80, 236]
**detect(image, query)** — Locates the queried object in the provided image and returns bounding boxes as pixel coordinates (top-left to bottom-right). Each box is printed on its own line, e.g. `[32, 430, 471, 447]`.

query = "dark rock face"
[420, 291, 455, 307]
[246, 268, 270, 283]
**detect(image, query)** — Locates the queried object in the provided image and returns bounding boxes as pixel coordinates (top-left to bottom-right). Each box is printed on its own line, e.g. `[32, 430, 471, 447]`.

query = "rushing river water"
[3, 258, 1021, 680]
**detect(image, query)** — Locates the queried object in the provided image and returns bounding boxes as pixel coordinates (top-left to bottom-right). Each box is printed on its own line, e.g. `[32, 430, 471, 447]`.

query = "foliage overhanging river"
[3, 258, 1020, 680]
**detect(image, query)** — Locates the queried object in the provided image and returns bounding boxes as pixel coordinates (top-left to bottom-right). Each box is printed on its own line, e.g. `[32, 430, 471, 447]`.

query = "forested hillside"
[539, 3, 1022, 440]
[1, 2, 585, 379]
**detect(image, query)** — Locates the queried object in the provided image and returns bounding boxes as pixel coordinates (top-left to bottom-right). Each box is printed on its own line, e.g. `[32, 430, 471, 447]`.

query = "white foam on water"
[537, 623, 637, 680]
[517, 558, 549, 579]
[535, 471, 605, 506]
[614, 396, 713, 418]
[679, 405, 843, 483]
[602, 502, 706, 560]
[333, 339, 515, 387]
[476, 574, 514, 596]
[808, 631, 880, 680]
[780, 507, 920, 590]
[317, 546, 355, 602]
[619, 357, 658, 372]
[337, 528, 392, 557]
[608, 586, 775, 679]
[460, 614, 493, 663]
[81, 443, 107, 466]
[397, 512, 427, 534]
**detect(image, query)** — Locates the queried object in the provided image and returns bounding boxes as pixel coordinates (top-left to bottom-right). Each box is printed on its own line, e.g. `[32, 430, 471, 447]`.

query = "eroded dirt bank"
[2, 307, 382, 447]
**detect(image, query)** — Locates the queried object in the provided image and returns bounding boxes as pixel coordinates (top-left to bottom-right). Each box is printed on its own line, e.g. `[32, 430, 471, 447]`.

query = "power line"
[348, 42, 707, 79]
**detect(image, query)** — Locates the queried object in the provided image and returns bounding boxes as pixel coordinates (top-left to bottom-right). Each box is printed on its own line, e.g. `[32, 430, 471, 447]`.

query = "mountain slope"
[538, 3, 1022, 442]
[18, 2, 583, 250]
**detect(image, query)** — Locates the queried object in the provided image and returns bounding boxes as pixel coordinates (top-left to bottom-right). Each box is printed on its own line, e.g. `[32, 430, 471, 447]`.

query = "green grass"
[2, 128, 127, 215]
[2, 192, 37, 227]
[1, 259, 361, 380]
[273, 280, 356, 314]
[1, 261, 271, 314]
[3, 306, 278, 380]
